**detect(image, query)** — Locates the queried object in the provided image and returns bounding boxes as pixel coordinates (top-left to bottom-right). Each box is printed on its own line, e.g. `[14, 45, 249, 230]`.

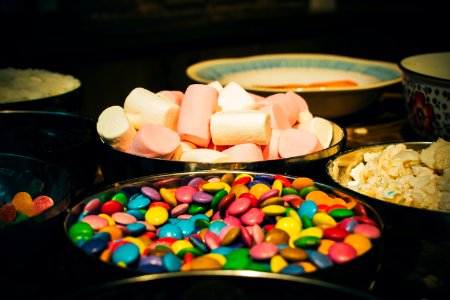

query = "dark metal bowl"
[99, 121, 346, 184]
[326, 141, 450, 240]
[0, 111, 101, 193]
[64, 170, 383, 293]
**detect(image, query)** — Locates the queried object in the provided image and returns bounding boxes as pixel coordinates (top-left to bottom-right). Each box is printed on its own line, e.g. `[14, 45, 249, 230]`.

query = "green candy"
[69, 222, 94, 243]
[281, 187, 298, 196]
[112, 192, 128, 206]
[224, 249, 250, 270]
[194, 218, 210, 229]
[328, 208, 354, 220]
[211, 189, 228, 210]
[299, 186, 320, 198]
[188, 203, 208, 215]
[301, 215, 314, 229]
[98, 191, 116, 204]
[246, 261, 271, 272]
[293, 236, 321, 248]
[177, 247, 204, 258]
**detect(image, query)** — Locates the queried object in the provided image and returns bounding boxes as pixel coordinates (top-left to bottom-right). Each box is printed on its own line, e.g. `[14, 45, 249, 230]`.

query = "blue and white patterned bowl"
[186, 53, 402, 118]
[399, 52, 450, 140]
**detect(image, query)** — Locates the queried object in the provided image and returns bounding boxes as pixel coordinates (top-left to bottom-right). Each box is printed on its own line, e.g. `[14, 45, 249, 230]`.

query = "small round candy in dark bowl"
[399, 52, 450, 140]
[0, 153, 73, 283]
[0, 111, 101, 193]
[64, 171, 383, 291]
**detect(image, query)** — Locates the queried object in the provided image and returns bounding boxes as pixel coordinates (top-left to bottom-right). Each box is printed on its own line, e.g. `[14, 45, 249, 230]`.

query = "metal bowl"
[326, 141, 450, 240]
[99, 121, 346, 184]
[0, 110, 101, 193]
[0, 153, 73, 278]
[64, 170, 383, 292]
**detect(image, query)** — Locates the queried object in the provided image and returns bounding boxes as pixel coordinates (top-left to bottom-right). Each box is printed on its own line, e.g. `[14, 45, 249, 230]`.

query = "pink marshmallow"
[129, 123, 180, 158]
[258, 103, 291, 130]
[262, 128, 282, 160]
[221, 143, 264, 162]
[265, 93, 300, 126]
[157, 90, 184, 106]
[177, 84, 218, 147]
[249, 92, 265, 102]
[278, 128, 323, 158]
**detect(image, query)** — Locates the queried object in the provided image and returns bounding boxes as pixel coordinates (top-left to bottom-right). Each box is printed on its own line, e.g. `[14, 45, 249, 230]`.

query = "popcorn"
[347, 139, 450, 211]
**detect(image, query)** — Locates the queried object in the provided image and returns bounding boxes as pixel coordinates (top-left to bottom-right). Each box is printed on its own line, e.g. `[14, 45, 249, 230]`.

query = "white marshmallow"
[180, 148, 232, 163]
[170, 141, 197, 161]
[207, 81, 223, 92]
[124, 87, 180, 130]
[210, 110, 271, 146]
[298, 117, 333, 148]
[97, 105, 136, 151]
[218, 81, 257, 111]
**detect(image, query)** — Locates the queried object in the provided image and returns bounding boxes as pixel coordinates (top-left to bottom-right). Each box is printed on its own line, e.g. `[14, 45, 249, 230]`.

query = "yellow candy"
[344, 233, 372, 255]
[160, 188, 177, 207]
[298, 261, 317, 273]
[288, 231, 302, 248]
[287, 209, 301, 224]
[229, 184, 249, 198]
[317, 239, 336, 255]
[204, 208, 214, 218]
[234, 173, 253, 181]
[98, 213, 116, 225]
[202, 182, 226, 193]
[298, 227, 323, 239]
[249, 183, 271, 199]
[270, 255, 288, 273]
[312, 212, 337, 228]
[220, 173, 235, 185]
[262, 205, 286, 216]
[171, 240, 193, 254]
[145, 206, 169, 226]
[275, 216, 302, 237]
[203, 253, 227, 266]
[271, 179, 283, 196]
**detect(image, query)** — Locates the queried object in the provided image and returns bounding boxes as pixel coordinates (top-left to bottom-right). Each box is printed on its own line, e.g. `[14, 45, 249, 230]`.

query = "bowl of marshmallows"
[96, 81, 346, 184]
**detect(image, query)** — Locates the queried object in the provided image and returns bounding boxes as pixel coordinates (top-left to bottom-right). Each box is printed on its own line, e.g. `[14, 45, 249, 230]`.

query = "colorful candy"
[67, 173, 382, 275]
[0, 192, 54, 228]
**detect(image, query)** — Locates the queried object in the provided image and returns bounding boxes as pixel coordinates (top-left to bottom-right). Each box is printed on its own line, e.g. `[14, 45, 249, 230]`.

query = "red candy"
[101, 200, 124, 215]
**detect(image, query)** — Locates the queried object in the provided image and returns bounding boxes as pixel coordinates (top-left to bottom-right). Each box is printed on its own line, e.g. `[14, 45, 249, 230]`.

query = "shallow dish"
[99, 120, 346, 184]
[0, 67, 82, 113]
[399, 52, 450, 140]
[186, 53, 402, 118]
[0, 111, 101, 192]
[326, 141, 450, 240]
[64, 170, 383, 291]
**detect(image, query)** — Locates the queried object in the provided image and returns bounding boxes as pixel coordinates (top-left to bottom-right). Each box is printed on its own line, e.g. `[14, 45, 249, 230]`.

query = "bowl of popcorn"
[97, 82, 346, 184]
[64, 170, 383, 291]
[0, 67, 82, 113]
[326, 139, 450, 239]
[399, 52, 450, 140]
[0, 153, 73, 279]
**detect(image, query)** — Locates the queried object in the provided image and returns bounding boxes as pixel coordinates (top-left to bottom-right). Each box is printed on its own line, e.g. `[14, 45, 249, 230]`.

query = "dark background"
[1, 0, 448, 118]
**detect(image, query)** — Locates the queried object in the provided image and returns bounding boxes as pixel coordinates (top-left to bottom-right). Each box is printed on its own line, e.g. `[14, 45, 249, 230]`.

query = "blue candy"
[280, 263, 305, 275]
[158, 223, 183, 239]
[162, 252, 182, 272]
[111, 243, 140, 266]
[126, 222, 147, 236]
[175, 219, 196, 238]
[298, 200, 318, 219]
[81, 236, 108, 255]
[127, 195, 151, 210]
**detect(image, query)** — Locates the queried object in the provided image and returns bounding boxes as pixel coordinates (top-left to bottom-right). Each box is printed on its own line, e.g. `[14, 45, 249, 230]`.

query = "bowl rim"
[186, 53, 402, 93]
[399, 51, 450, 83]
[98, 119, 347, 165]
[326, 140, 450, 216]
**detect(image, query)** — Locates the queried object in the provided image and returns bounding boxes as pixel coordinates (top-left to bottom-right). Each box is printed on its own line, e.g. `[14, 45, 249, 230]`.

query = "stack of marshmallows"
[97, 81, 334, 163]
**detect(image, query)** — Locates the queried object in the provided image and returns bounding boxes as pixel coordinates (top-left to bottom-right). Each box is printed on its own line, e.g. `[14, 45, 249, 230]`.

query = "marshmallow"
[124, 87, 180, 130]
[157, 90, 184, 106]
[218, 81, 257, 111]
[298, 117, 333, 148]
[180, 148, 232, 163]
[207, 81, 223, 92]
[128, 123, 180, 158]
[262, 128, 282, 160]
[222, 143, 264, 162]
[278, 128, 323, 158]
[258, 103, 291, 130]
[265, 92, 300, 126]
[97, 105, 136, 151]
[171, 141, 197, 161]
[249, 92, 265, 102]
[285, 92, 312, 124]
[177, 84, 218, 147]
[210, 110, 271, 146]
